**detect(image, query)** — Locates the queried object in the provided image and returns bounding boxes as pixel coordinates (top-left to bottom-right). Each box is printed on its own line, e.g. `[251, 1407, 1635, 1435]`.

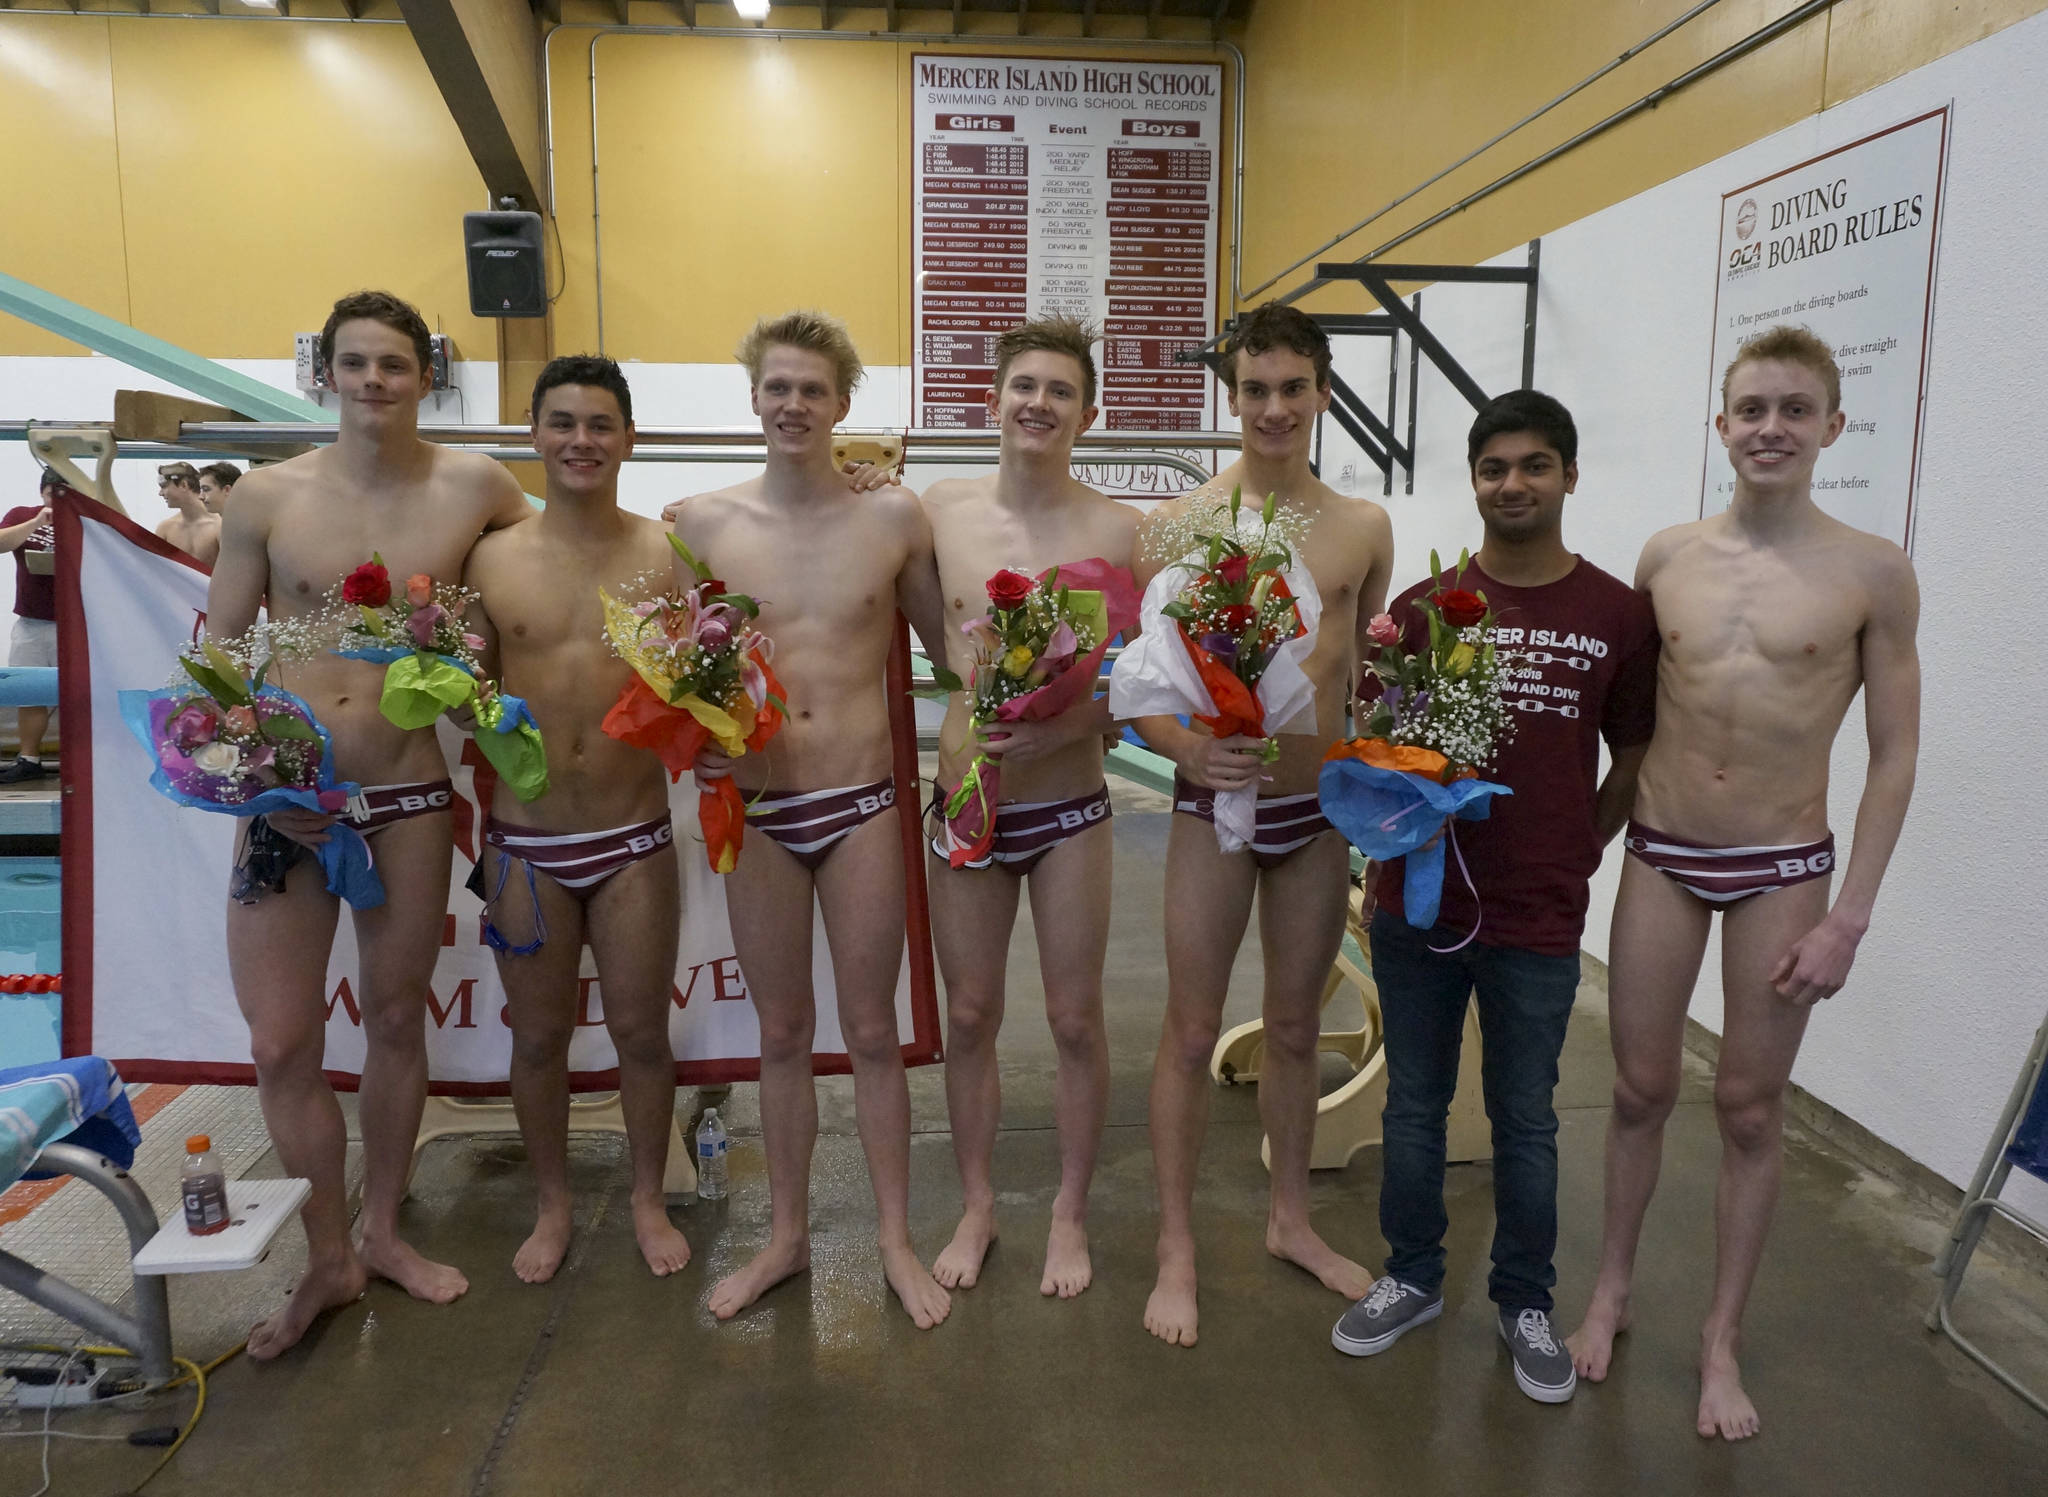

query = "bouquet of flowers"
[117, 636, 382, 908]
[599, 536, 786, 873]
[1320, 550, 1516, 936]
[331, 557, 548, 802]
[938, 558, 1140, 868]
[1109, 485, 1324, 852]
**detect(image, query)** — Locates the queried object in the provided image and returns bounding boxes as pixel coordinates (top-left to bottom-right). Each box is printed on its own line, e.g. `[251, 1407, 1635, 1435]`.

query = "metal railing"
[0, 421, 1233, 484]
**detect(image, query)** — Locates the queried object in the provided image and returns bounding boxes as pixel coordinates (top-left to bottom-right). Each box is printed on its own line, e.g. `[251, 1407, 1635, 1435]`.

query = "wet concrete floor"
[8, 803, 2048, 1495]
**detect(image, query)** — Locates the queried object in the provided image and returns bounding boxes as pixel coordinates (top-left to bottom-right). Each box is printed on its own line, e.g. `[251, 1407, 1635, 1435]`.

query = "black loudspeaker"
[463, 211, 547, 318]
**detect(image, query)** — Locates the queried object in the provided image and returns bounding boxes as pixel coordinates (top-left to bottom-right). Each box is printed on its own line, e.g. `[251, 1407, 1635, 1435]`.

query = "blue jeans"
[1370, 907, 1580, 1312]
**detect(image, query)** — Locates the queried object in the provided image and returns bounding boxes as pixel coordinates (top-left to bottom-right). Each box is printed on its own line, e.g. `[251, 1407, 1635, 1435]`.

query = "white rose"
[192, 741, 243, 777]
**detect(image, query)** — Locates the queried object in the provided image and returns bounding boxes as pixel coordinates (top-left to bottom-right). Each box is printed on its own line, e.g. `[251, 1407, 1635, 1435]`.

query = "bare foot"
[633, 1196, 692, 1278]
[708, 1235, 809, 1320]
[1040, 1214, 1092, 1299]
[933, 1205, 997, 1290]
[882, 1240, 952, 1330]
[359, 1234, 469, 1305]
[1698, 1349, 1760, 1440]
[513, 1208, 573, 1285]
[1567, 1292, 1631, 1382]
[246, 1255, 367, 1361]
[1265, 1221, 1373, 1300]
[1144, 1242, 1199, 1347]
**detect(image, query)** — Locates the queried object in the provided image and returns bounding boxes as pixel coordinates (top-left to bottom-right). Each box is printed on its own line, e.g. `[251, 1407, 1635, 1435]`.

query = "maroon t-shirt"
[1372, 557, 1658, 955]
[4, 504, 58, 622]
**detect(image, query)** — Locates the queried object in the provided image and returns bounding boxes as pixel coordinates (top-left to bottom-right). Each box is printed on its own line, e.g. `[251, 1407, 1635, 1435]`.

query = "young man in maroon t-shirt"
[1, 468, 64, 782]
[1330, 391, 1658, 1405]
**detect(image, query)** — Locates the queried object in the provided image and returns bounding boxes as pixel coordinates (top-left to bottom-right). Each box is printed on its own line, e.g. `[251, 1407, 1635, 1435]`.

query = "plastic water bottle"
[181, 1134, 229, 1236]
[695, 1109, 729, 1201]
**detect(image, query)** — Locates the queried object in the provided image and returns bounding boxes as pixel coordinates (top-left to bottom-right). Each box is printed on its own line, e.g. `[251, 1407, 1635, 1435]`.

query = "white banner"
[1703, 106, 1950, 548]
[910, 53, 1223, 448]
[55, 495, 941, 1089]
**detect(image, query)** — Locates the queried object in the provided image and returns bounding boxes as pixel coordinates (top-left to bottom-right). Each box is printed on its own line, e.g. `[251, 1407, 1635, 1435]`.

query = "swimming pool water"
[0, 857, 62, 1066]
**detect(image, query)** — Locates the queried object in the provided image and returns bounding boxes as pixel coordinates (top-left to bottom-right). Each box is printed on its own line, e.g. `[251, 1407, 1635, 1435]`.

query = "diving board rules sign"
[912, 54, 1223, 436]
[1704, 106, 1950, 550]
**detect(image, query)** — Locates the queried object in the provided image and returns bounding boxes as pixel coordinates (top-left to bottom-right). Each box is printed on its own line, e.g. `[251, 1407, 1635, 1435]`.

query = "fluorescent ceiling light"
[243, 0, 279, 8]
[733, 0, 771, 18]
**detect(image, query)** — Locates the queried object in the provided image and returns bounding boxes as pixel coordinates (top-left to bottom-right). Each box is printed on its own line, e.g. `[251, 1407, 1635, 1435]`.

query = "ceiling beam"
[671, 0, 693, 24]
[1081, 0, 1095, 41]
[820, 2, 831, 31]
[882, 0, 895, 31]
[397, 0, 548, 211]
[1147, 0, 1163, 42]
[1211, 0, 1229, 42]
[952, 0, 962, 34]
[536, 0, 561, 22]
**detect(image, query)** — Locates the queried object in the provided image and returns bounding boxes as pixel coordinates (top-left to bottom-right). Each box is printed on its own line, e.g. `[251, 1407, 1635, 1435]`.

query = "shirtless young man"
[673, 310, 953, 1329]
[197, 462, 242, 517]
[1124, 302, 1394, 1347]
[462, 356, 691, 1285]
[920, 314, 1139, 1300]
[155, 461, 221, 566]
[207, 291, 533, 1358]
[1565, 325, 1920, 1439]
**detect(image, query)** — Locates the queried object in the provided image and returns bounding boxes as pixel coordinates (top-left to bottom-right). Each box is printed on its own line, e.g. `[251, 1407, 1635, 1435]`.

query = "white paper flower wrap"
[1108, 550, 1324, 853]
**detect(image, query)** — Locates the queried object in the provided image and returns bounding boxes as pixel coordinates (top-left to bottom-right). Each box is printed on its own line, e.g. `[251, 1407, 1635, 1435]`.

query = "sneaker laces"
[1362, 1279, 1409, 1315]
[1514, 1308, 1559, 1356]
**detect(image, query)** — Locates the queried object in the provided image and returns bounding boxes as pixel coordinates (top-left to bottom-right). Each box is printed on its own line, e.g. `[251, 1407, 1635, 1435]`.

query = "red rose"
[1215, 553, 1251, 587]
[697, 578, 727, 599]
[986, 569, 1035, 611]
[1217, 603, 1257, 634]
[342, 561, 391, 608]
[1433, 588, 1487, 628]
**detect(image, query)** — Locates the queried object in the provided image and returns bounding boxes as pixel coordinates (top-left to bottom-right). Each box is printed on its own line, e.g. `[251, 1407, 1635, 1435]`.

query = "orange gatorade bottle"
[181, 1134, 229, 1236]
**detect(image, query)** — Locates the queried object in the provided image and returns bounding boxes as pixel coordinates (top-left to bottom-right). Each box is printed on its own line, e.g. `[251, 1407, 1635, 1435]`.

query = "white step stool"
[132, 1178, 312, 1276]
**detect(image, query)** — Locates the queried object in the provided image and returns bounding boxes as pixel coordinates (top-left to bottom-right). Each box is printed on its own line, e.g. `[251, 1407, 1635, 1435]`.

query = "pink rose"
[1367, 612, 1401, 648]
[168, 701, 219, 751]
[223, 704, 259, 737]
[406, 573, 434, 608]
[405, 602, 446, 648]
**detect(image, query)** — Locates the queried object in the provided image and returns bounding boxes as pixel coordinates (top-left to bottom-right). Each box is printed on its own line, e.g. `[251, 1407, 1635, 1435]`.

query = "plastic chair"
[1927, 1005, 2048, 1417]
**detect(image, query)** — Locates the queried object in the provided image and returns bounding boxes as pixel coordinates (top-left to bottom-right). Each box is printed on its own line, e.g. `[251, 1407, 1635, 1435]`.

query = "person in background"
[155, 462, 220, 566]
[197, 462, 242, 516]
[0, 468, 64, 784]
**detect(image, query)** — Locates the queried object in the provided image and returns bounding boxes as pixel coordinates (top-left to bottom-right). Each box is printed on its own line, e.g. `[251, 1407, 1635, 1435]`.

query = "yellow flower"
[1001, 644, 1035, 679]
[1446, 641, 1476, 676]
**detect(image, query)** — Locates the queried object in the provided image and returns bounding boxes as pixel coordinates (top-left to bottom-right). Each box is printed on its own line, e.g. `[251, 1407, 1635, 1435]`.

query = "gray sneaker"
[1499, 1307, 1577, 1403]
[1332, 1276, 1443, 1357]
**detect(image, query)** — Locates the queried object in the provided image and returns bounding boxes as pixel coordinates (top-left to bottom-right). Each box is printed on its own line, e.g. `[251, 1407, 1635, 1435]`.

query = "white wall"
[1314, 12, 2048, 1206]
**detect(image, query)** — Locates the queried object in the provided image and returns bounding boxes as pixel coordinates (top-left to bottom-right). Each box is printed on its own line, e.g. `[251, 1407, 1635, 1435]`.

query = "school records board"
[911, 54, 1224, 450]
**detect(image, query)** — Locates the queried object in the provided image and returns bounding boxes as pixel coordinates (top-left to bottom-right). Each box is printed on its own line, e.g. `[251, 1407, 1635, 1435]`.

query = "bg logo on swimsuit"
[1056, 798, 1111, 832]
[628, 823, 676, 856]
[1775, 849, 1834, 878]
[855, 786, 898, 818]
[398, 788, 454, 815]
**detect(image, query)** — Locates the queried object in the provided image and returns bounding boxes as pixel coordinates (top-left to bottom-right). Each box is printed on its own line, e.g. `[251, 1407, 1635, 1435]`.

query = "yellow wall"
[0, 13, 493, 360]
[1237, 0, 2048, 307]
[4, 1, 2042, 365]
[543, 27, 1236, 367]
